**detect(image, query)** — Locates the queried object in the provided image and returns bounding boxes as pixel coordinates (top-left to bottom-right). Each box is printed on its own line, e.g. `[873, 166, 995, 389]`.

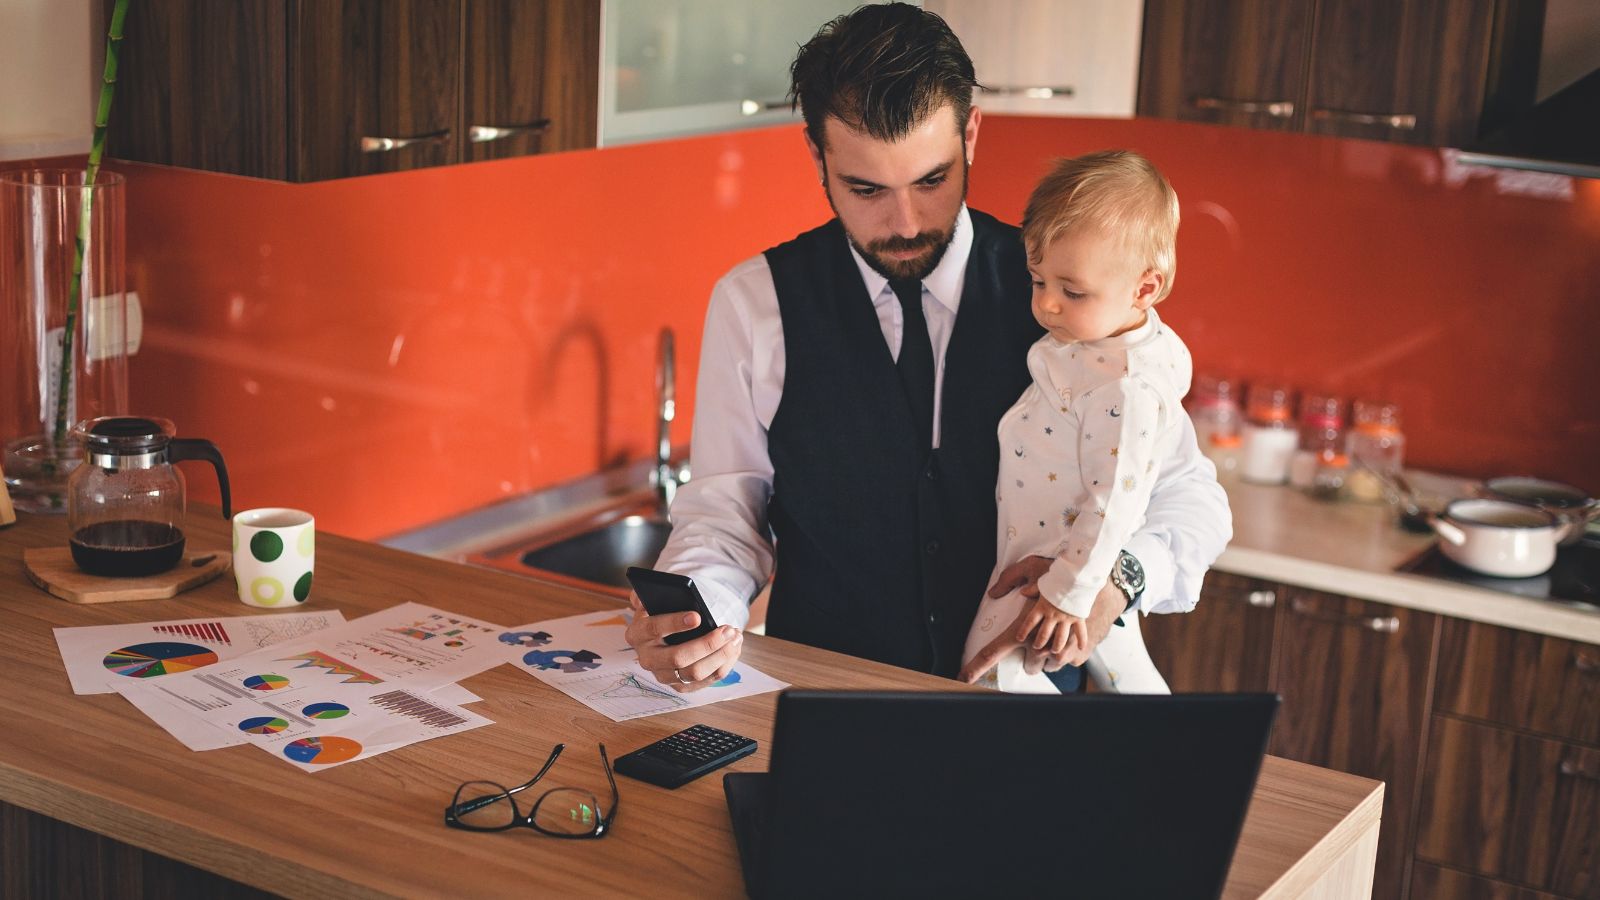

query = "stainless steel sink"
[513, 514, 673, 592]
[458, 490, 674, 597]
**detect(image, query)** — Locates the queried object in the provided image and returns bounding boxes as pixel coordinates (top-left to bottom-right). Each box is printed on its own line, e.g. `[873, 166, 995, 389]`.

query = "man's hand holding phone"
[624, 567, 744, 693]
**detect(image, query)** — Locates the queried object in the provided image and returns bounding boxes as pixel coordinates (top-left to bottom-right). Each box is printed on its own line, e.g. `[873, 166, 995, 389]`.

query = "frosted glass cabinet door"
[924, 0, 1144, 117]
[601, 0, 860, 146]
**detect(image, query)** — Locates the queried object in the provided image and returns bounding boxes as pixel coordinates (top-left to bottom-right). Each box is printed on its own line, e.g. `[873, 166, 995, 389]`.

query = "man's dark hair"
[789, 2, 979, 150]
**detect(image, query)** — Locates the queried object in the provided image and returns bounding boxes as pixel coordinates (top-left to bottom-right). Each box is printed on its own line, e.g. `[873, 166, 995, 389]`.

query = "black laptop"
[724, 691, 1279, 899]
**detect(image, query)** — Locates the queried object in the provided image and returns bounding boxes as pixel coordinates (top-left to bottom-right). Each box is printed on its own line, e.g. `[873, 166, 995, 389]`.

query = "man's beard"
[826, 159, 968, 282]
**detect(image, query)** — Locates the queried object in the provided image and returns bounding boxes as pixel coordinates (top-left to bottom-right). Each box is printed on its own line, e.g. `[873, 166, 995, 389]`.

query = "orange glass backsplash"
[40, 116, 1600, 538]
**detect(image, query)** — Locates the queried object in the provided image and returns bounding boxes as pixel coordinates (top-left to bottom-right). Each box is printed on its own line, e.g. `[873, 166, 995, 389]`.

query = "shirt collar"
[847, 205, 974, 314]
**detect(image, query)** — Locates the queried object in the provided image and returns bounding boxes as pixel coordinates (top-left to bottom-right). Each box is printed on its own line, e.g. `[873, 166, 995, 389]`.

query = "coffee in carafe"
[66, 417, 230, 577]
[69, 519, 186, 576]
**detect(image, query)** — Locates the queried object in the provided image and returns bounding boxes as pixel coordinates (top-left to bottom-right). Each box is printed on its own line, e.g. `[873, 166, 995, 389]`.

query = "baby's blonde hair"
[1021, 150, 1180, 302]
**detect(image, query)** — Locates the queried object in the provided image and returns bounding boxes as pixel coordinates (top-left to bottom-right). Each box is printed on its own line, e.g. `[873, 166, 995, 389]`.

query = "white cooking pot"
[1431, 499, 1564, 578]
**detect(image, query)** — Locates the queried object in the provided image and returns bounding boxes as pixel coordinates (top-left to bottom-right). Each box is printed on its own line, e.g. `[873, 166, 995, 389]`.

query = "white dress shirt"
[656, 205, 1232, 631]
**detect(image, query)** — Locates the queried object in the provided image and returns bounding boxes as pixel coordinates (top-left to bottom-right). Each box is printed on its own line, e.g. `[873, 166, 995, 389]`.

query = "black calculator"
[613, 724, 758, 789]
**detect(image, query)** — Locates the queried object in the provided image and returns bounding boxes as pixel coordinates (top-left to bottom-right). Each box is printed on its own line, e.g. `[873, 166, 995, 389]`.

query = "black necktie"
[890, 279, 935, 450]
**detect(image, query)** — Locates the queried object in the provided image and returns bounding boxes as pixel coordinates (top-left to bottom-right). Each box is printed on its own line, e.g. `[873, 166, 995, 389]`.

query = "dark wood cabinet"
[1302, 0, 1495, 147]
[1434, 617, 1600, 747]
[1147, 578, 1600, 900]
[1137, 0, 1538, 149]
[1142, 570, 1278, 692]
[1137, 0, 1314, 132]
[111, 1, 292, 179]
[1410, 860, 1567, 900]
[1415, 717, 1600, 898]
[463, 0, 600, 163]
[293, 1, 462, 181]
[1270, 589, 1440, 900]
[109, 0, 600, 181]
[1415, 619, 1600, 899]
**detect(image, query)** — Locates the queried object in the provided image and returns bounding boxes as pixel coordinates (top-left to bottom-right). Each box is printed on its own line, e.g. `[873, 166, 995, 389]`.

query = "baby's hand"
[1016, 597, 1086, 659]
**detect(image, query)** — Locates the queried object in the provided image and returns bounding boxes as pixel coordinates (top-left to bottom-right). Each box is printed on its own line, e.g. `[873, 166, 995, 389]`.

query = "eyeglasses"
[444, 743, 618, 839]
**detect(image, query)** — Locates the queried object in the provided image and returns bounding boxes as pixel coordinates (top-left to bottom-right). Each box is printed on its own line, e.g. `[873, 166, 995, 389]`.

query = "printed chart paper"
[256, 601, 511, 692]
[500, 610, 787, 721]
[117, 654, 492, 762]
[55, 610, 347, 695]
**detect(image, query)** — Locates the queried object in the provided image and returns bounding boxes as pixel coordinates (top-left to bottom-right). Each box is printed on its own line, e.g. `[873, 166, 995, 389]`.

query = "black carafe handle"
[169, 438, 232, 519]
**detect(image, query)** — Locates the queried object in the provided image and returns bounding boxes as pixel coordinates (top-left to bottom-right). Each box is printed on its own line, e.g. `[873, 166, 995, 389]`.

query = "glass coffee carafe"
[66, 417, 231, 576]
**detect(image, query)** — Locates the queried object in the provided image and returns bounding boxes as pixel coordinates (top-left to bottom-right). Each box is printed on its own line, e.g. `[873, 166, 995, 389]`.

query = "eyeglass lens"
[532, 788, 603, 836]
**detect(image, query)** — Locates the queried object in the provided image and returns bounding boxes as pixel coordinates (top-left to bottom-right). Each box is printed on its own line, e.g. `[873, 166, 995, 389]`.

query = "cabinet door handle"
[1245, 590, 1277, 608]
[1288, 597, 1400, 633]
[468, 122, 552, 144]
[360, 130, 452, 153]
[1559, 760, 1600, 782]
[740, 98, 790, 116]
[1310, 108, 1417, 131]
[981, 85, 1075, 100]
[1576, 654, 1600, 675]
[1191, 96, 1295, 118]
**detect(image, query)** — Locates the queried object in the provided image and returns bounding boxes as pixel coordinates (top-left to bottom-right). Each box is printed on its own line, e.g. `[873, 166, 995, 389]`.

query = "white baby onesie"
[962, 308, 1193, 694]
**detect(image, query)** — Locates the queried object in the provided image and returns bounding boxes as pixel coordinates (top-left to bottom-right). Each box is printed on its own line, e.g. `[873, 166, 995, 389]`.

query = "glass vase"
[1, 168, 128, 513]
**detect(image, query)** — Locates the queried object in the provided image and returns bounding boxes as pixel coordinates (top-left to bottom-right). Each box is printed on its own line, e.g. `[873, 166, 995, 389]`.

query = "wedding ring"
[674, 668, 691, 685]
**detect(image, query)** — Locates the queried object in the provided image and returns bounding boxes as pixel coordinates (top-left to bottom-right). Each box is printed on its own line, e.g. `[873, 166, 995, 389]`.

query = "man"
[627, 3, 1230, 691]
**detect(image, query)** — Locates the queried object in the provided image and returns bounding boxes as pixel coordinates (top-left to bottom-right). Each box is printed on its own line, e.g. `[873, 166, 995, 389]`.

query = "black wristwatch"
[1110, 551, 1145, 625]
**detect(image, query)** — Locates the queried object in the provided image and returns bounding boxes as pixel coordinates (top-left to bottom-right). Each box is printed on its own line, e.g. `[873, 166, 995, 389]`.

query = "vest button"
[927, 611, 940, 625]
[924, 461, 939, 481]
[924, 539, 940, 556]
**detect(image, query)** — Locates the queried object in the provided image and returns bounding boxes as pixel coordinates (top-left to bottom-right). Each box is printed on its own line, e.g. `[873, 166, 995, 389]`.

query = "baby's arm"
[1036, 377, 1167, 617]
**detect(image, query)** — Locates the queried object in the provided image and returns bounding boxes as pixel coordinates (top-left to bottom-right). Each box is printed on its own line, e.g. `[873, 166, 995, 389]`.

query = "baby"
[960, 149, 1204, 694]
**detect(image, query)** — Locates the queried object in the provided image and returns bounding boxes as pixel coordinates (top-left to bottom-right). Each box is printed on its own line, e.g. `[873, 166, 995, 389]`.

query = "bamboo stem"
[51, 0, 132, 447]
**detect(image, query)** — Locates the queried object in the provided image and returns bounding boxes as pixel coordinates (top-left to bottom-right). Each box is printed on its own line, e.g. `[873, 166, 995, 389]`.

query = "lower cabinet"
[1141, 570, 1277, 693]
[1146, 578, 1600, 900]
[1414, 717, 1600, 898]
[1270, 589, 1438, 900]
[1416, 618, 1600, 899]
[1410, 861, 1567, 900]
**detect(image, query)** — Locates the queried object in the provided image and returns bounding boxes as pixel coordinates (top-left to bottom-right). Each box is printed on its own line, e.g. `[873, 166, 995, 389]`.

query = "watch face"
[1118, 552, 1145, 594]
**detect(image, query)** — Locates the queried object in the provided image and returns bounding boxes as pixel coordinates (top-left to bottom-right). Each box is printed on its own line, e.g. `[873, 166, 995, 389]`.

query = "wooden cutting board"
[23, 547, 231, 603]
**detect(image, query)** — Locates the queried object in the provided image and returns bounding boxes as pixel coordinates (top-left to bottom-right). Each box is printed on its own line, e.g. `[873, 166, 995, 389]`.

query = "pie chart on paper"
[283, 736, 363, 765]
[102, 642, 220, 678]
[238, 716, 289, 734]
[243, 674, 290, 691]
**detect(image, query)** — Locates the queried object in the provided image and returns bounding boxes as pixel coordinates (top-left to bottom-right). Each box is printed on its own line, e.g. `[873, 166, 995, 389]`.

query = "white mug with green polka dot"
[232, 508, 315, 608]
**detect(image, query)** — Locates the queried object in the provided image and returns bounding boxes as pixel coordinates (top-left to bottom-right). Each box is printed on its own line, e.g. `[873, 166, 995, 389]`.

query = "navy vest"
[763, 210, 1041, 677]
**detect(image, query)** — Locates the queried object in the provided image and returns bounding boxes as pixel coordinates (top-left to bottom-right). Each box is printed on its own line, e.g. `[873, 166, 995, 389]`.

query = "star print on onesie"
[963, 308, 1194, 694]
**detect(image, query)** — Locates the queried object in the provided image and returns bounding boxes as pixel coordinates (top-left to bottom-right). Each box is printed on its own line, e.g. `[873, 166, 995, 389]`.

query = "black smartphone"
[625, 566, 720, 645]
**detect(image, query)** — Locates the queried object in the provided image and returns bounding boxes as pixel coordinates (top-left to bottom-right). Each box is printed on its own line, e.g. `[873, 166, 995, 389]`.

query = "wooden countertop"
[0, 510, 1380, 898]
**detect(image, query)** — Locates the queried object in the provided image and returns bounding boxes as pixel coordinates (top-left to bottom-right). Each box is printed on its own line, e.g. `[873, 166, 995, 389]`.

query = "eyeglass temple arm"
[458, 743, 564, 815]
[595, 744, 620, 835]
[503, 743, 567, 798]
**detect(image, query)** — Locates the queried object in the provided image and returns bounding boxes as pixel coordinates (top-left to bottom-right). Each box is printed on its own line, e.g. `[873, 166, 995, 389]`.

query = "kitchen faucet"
[652, 327, 684, 509]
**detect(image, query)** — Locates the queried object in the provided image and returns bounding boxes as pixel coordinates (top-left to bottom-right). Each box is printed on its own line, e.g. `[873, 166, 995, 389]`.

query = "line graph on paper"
[564, 669, 690, 720]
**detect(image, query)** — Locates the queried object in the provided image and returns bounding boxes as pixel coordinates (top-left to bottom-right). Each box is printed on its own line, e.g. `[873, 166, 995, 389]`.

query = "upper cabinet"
[109, 0, 599, 182]
[599, 0, 859, 147]
[925, 0, 1146, 118]
[1138, 0, 1534, 149]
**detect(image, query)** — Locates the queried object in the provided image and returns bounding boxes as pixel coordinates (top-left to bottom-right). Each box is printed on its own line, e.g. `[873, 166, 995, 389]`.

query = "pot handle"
[1432, 515, 1467, 546]
[169, 439, 232, 519]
